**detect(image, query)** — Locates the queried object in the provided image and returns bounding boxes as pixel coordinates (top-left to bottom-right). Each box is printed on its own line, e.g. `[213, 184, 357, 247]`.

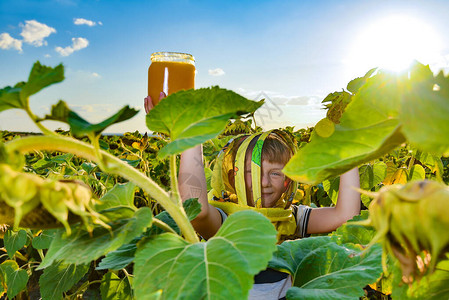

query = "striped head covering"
[208, 129, 299, 241]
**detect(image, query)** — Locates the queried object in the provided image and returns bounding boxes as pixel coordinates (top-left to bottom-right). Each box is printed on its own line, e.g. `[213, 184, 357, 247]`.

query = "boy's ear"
[284, 178, 291, 189]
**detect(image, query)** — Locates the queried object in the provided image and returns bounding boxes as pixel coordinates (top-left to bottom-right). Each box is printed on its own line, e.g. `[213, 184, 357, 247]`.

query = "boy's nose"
[261, 173, 270, 187]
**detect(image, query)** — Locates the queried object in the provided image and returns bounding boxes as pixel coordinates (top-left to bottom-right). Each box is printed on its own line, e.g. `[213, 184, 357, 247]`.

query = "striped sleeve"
[216, 207, 228, 224]
[292, 205, 312, 238]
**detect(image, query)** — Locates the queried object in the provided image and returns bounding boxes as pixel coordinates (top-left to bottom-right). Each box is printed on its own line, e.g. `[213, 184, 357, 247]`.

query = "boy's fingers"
[144, 97, 148, 114]
[144, 96, 153, 114]
[144, 93, 166, 114]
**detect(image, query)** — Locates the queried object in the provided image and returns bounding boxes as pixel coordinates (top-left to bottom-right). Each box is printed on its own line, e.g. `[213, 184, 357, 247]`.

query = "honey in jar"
[148, 52, 195, 106]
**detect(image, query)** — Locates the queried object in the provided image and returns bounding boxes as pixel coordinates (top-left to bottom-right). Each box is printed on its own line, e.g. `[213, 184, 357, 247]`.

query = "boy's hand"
[144, 92, 166, 114]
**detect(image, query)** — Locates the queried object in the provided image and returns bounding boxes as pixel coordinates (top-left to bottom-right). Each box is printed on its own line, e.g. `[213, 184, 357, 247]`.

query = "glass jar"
[148, 52, 195, 106]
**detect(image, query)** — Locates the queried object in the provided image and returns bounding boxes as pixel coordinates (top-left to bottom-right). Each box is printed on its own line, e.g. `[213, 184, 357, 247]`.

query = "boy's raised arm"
[178, 146, 222, 239]
[306, 167, 361, 234]
[145, 96, 221, 239]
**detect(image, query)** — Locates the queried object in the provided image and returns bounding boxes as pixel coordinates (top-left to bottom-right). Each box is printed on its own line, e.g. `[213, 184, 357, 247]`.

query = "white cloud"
[0, 33, 22, 52]
[74, 18, 100, 26]
[44, 54, 51, 58]
[20, 20, 56, 47]
[70, 104, 96, 113]
[284, 95, 322, 106]
[68, 104, 116, 121]
[64, 69, 102, 83]
[55, 37, 89, 56]
[76, 104, 94, 113]
[208, 68, 225, 76]
[235, 88, 285, 100]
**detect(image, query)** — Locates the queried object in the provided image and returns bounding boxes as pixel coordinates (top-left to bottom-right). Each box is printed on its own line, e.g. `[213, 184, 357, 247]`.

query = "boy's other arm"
[306, 167, 361, 234]
[179, 145, 222, 239]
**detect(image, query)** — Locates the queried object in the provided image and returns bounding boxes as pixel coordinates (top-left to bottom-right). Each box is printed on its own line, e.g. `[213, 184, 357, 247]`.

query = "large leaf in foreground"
[284, 71, 406, 184]
[268, 236, 382, 300]
[284, 123, 405, 185]
[400, 65, 449, 156]
[146, 87, 263, 158]
[96, 198, 201, 271]
[38, 207, 152, 269]
[133, 210, 277, 299]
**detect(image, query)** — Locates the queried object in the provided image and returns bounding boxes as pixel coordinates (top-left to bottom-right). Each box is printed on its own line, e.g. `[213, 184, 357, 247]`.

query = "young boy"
[144, 96, 361, 299]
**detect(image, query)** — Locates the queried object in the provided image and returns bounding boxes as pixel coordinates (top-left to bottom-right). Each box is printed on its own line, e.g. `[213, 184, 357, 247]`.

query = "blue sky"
[1, 0, 449, 133]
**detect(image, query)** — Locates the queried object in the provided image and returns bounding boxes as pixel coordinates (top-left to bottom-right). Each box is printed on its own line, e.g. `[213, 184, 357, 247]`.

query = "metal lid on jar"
[150, 52, 195, 65]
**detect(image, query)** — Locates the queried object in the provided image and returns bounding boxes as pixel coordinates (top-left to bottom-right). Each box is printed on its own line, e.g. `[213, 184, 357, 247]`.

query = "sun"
[345, 14, 442, 74]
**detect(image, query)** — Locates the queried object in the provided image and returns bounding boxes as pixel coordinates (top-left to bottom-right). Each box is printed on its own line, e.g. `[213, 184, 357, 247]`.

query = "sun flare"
[346, 15, 442, 74]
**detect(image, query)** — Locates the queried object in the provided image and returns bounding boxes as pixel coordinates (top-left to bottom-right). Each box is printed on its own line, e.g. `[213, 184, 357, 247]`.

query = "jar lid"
[150, 52, 195, 65]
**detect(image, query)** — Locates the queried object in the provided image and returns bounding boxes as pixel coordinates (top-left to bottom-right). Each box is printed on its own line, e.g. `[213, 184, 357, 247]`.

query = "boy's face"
[244, 157, 288, 208]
